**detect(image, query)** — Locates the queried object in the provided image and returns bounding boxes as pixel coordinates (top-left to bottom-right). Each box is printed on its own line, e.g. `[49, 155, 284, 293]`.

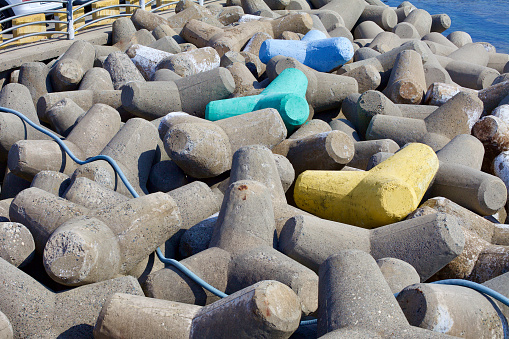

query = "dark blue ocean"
[383, 0, 509, 54]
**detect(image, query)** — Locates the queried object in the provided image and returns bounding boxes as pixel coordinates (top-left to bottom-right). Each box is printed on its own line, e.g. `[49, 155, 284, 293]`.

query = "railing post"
[140, 0, 145, 10]
[67, 0, 74, 40]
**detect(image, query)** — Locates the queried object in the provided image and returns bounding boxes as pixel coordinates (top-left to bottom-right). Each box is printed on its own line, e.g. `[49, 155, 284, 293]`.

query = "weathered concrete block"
[43, 192, 181, 286]
[0, 222, 35, 267]
[122, 67, 234, 119]
[8, 103, 121, 181]
[0, 257, 144, 338]
[162, 108, 286, 178]
[71, 117, 158, 196]
[279, 211, 464, 280]
[317, 250, 454, 338]
[397, 281, 506, 338]
[0, 83, 54, 161]
[50, 40, 95, 92]
[409, 197, 509, 282]
[95, 280, 301, 339]
[181, 13, 313, 56]
[30, 170, 70, 197]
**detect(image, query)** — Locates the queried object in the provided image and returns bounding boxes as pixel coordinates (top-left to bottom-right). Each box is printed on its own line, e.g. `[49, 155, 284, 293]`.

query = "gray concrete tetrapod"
[154, 46, 221, 78]
[272, 119, 332, 156]
[383, 49, 426, 104]
[30, 170, 70, 197]
[0, 83, 54, 162]
[228, 144, 312, 233]
[358, 5, 397, 31]
[37, 89, 123, 120]
[126, 44, 173, 80]
[10, 180, 221, 282]
[427, 162, 507, 216]
[42, 192, 182, 286]
[8, 103, 122, 181]
[49, 40, 95, 92]
[0, 221, 35, 268]
[95, 280, 301, 339]
[63, 176, 129, 210]
[10, 187, 90, 254]
[18, 61, 52, 107]
[341, 63, 381, 94]
[353, 90, 438, 137]
[71, 117, 159, 196]
[318, 0, 366, 31]
[368, 31, 403, 54]
[408, 197, 509, 282]
[338, 40, 432, 80]
[376, 257, 420, 295]
[279, 212, 464, 281]
[40, 179, 220, 286]
[266, 55, 358, 113]
[161, 108, 286, 178]
[111, 16, 136, 45]
[272, 119, 354, 173]
[79, 67, 115, 91]
[45, 98, 85, 137]
[0, 257, 144, 338]
[397, 273, 509, 337]
[354, 20, 383, 39]
[180, 13, 313, 56]
[366, 91, 482, 151]
[103, 50, 146, 90]
[144, 179, 318, 314]
[121, 67, 235, 119]
[147, 159, 188, 193]
[317, 250, 457, 338]
[348, 139, 400, 170]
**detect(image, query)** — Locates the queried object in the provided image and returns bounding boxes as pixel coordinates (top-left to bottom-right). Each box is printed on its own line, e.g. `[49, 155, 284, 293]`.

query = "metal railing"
[0, 0, 203, 48]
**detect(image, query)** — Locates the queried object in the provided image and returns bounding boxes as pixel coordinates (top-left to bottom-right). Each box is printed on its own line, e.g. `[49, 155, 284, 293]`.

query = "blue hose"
[0, 106, 227, 298]
[299, 280, 509, 327]
[430, 279, 509, 307]
[155, 248, 228, 298]
[298, 280, 509, 328]
[0, 107, 139, 198]
[431, 279, 509, 338]
[4, 106, 509, 329]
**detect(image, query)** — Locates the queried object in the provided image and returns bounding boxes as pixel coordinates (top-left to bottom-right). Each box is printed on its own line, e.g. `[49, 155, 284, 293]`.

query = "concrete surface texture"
[0, 0, 508, 337]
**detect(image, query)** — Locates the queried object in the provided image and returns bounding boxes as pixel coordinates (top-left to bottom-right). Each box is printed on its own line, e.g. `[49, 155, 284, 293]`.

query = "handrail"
[74, 13, 131, 31]
[0, 31, 68, 48]
[0, 19, 67, 34]
[71, 0, 106, 13]
[0, 0, 204, 49]
[0, 11, 67, 26]
[74, 4, 135, 23]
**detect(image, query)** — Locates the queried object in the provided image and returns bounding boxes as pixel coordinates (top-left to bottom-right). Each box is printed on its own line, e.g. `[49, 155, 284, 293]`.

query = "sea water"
[382, 0, 509, 54]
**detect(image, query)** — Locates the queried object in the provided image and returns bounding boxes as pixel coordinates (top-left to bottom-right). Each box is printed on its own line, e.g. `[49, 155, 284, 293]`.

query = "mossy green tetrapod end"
[205, 68, 309, 132]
